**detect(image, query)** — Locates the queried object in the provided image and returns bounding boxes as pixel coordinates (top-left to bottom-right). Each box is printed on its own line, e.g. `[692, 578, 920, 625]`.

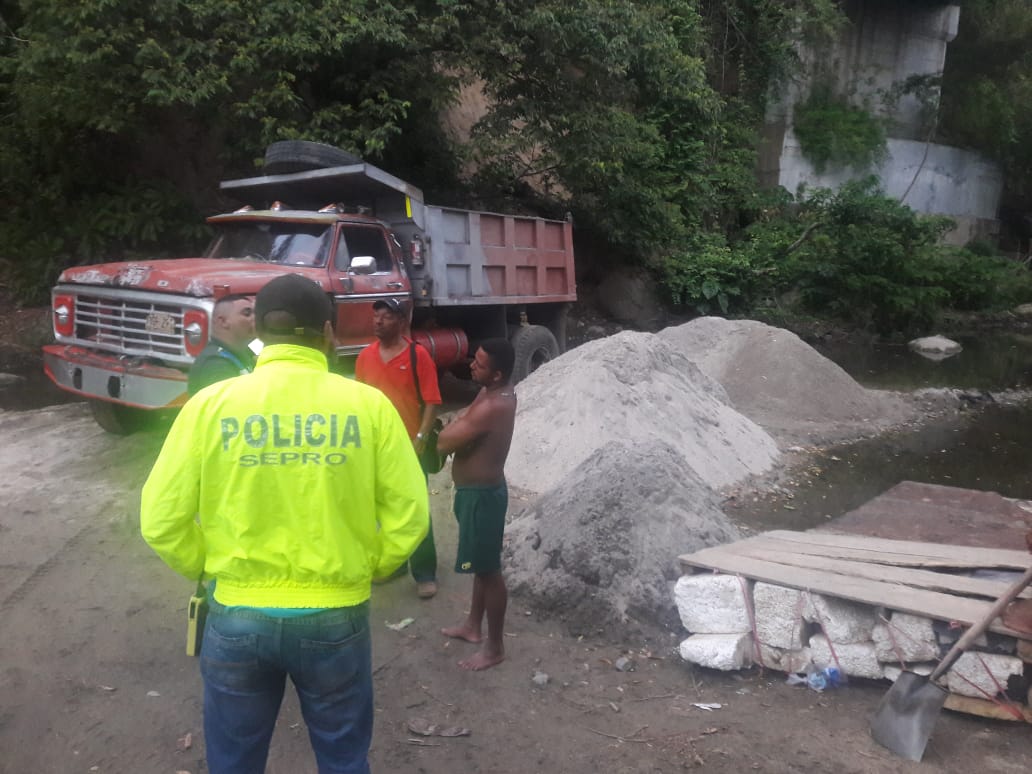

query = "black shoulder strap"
[409, 341, 425, 410]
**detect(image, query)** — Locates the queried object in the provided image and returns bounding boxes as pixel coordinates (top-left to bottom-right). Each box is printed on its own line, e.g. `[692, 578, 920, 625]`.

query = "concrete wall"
[778, 132, 1004, 244]
[769, 1, 958, 136]
[762, 1, 1002, 242]
[816, 0, 959, 139]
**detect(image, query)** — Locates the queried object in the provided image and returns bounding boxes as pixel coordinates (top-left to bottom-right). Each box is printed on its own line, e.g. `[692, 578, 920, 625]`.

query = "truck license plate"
[145, 312, 176, 335]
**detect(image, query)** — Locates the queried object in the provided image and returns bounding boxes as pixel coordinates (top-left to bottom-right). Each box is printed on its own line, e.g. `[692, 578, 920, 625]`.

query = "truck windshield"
[205, 223, 332, 267]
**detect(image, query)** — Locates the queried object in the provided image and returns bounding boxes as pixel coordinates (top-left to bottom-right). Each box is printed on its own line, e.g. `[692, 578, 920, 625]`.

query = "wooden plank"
[678, 549, 1028, 639]
[756, 537, 1016, 569]
[826, 481, 1032, 549]
[943, 694, 1032, 722]
[765, 530, 1031, 570]
[735, 548, 1032, 601]
[682, 534, 1028, 571]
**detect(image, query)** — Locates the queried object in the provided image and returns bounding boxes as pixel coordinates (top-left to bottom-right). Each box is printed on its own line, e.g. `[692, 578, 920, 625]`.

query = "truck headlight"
[53, 295, 75, 337]
[182, 310, 208, 357]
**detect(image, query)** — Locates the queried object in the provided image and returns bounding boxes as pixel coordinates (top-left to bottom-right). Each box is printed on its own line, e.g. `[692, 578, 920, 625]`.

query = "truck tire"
[510, 325, 560, 384]
[89, 400, 149, 435]
[263, 141, 362, 174]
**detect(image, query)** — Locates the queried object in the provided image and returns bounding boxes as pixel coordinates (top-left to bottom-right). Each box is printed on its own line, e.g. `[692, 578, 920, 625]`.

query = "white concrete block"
[804, 595, 877, 643]
[758, 644, 812, 674]
[678, 633, 753, 671]
[946, 652, 1024, 699]
[753, 583, 807, 649]
[873, 613, 939, 663]
[809, 634, 882, 679]
[674, 574, 751, 634]
[882, 663, 936, 682]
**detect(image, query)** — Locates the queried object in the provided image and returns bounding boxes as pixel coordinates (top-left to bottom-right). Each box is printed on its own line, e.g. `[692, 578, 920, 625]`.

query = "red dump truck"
[43, 143, 576, 432]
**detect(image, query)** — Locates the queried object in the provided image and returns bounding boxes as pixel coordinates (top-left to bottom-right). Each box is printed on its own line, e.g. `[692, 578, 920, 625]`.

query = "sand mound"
[505, 331, 780, 496]
[504, 439, 741, 634]
[501, 319, 920, 633]
[658, 317, 914, 443]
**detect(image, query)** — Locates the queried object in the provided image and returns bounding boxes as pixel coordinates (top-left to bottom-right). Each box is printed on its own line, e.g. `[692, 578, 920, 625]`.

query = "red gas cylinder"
[411, 328, 468, 370]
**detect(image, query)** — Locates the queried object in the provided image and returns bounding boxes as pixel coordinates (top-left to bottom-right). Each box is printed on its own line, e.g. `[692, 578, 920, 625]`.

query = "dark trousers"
[408, 517, 437, 582]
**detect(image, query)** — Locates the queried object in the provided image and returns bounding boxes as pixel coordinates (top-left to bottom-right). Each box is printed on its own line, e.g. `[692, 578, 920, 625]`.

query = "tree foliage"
[0, 0, 1028, 334]
[939, 0, 1032, 197]
[1, 0, 843, 301]
[663, 178, 1032, 333]
[0, 0, 466, 298]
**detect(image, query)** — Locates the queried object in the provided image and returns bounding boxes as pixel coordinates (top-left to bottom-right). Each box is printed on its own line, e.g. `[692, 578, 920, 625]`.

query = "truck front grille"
[57, 287, 209, 365]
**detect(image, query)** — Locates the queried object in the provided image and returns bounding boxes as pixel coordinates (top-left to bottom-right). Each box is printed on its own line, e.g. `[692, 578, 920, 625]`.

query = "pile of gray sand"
[504, 439, 741, 634]
[505, 330, 780, 496]
[658, 317, 914, 444]
[501, 319, 917, 633]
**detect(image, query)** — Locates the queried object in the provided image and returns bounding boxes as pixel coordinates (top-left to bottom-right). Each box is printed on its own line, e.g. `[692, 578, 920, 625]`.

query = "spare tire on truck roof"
[263, 141, 363, 174]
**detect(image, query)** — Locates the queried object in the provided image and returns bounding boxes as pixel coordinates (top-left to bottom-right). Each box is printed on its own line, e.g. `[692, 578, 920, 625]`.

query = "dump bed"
[420, 206, 575, 306]
[221, 163, 576, 307]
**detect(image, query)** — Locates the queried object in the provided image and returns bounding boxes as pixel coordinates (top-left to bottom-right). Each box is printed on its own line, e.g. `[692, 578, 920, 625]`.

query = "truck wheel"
[263, 141, 362, 174]
[511, 325, 560, 384]
[89, 400, 148, 435]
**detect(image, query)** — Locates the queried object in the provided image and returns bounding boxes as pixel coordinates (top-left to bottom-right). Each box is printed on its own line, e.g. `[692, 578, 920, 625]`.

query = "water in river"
[813, 331, 1032, 391]
[728, 330, 1032, 531]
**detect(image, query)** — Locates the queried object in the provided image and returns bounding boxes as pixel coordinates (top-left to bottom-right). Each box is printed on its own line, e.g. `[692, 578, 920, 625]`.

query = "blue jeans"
[200, 599, 372, 774]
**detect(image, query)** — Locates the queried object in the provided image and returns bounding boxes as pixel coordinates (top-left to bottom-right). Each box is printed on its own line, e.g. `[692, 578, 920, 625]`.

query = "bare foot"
[458, 647, 505, 671]
[440, 624, 481, 643]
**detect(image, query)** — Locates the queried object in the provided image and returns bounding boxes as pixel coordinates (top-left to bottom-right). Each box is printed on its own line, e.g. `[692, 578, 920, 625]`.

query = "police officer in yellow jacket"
[141, 274, 428, 774]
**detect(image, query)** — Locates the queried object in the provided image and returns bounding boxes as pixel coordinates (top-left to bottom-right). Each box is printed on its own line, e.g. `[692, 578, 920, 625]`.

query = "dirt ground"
[2, 301, 1032, 772]
[1, 402, 1031, 774]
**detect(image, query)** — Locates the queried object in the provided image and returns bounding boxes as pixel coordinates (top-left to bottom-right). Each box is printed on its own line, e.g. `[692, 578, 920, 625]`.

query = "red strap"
[878, 614, 907, 670]
[949, 669, 1026, 721]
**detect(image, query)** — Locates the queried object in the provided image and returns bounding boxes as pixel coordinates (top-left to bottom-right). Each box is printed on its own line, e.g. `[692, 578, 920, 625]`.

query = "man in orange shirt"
[355, 298, 442, 598]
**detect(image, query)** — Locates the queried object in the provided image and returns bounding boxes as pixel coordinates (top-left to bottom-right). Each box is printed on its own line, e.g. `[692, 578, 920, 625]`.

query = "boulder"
[908, 335, 962, 361]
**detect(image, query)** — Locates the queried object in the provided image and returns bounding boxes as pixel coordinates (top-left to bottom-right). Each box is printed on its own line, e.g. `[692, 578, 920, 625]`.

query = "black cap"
[372, 298, 407, 315]
[255, 274, 332, 337]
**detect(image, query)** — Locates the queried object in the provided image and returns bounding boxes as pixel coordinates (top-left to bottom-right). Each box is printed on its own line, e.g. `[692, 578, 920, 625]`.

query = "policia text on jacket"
[220, 412, 362, 466]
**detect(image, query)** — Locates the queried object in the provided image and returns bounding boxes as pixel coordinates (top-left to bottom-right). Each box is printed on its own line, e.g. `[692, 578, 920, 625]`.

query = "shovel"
[870, 563, 1032, 761]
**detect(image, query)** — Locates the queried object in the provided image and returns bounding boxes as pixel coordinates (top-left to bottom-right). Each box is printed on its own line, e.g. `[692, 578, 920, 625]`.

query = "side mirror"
[350, 255, 376, 275]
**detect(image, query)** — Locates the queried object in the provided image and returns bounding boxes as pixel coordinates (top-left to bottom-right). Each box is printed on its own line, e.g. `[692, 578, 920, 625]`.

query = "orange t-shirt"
[355, 340, 442, 439]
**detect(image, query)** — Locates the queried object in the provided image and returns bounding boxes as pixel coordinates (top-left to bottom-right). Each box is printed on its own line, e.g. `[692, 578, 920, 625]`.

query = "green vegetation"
[939, 0, 1032, 197]
[793, 87, 886, 173]
[1, 0, 1030, 334]
[665, 179, 1032, 334]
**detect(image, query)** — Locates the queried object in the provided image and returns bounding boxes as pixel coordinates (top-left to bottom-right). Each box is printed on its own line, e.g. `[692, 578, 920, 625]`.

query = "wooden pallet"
[679, 530, 1032, 640]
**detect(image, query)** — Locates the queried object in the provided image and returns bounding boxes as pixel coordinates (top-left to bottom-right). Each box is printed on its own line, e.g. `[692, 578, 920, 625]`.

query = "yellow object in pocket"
[185, 583, 208, 657]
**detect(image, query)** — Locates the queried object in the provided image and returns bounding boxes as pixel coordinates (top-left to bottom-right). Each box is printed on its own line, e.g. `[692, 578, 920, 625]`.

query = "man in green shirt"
[187, 294, 257, 395]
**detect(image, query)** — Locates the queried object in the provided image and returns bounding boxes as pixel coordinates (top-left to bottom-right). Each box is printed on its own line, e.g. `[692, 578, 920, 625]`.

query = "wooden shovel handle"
[929, 564, 1032, 682]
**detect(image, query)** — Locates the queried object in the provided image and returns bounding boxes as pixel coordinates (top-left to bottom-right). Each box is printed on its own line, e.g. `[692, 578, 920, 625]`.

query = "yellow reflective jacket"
[140, 343, 429, 608]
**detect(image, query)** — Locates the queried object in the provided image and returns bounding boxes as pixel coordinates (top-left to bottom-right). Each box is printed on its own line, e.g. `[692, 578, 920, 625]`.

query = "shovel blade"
[870, 671, 948, 762]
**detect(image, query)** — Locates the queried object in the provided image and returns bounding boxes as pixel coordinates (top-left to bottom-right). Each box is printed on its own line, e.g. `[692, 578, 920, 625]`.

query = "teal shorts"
[453, 483, 508, 574]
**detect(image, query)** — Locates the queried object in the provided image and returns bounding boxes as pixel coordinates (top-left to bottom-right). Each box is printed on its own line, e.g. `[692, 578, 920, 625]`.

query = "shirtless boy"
[436, 339, 517, 671]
